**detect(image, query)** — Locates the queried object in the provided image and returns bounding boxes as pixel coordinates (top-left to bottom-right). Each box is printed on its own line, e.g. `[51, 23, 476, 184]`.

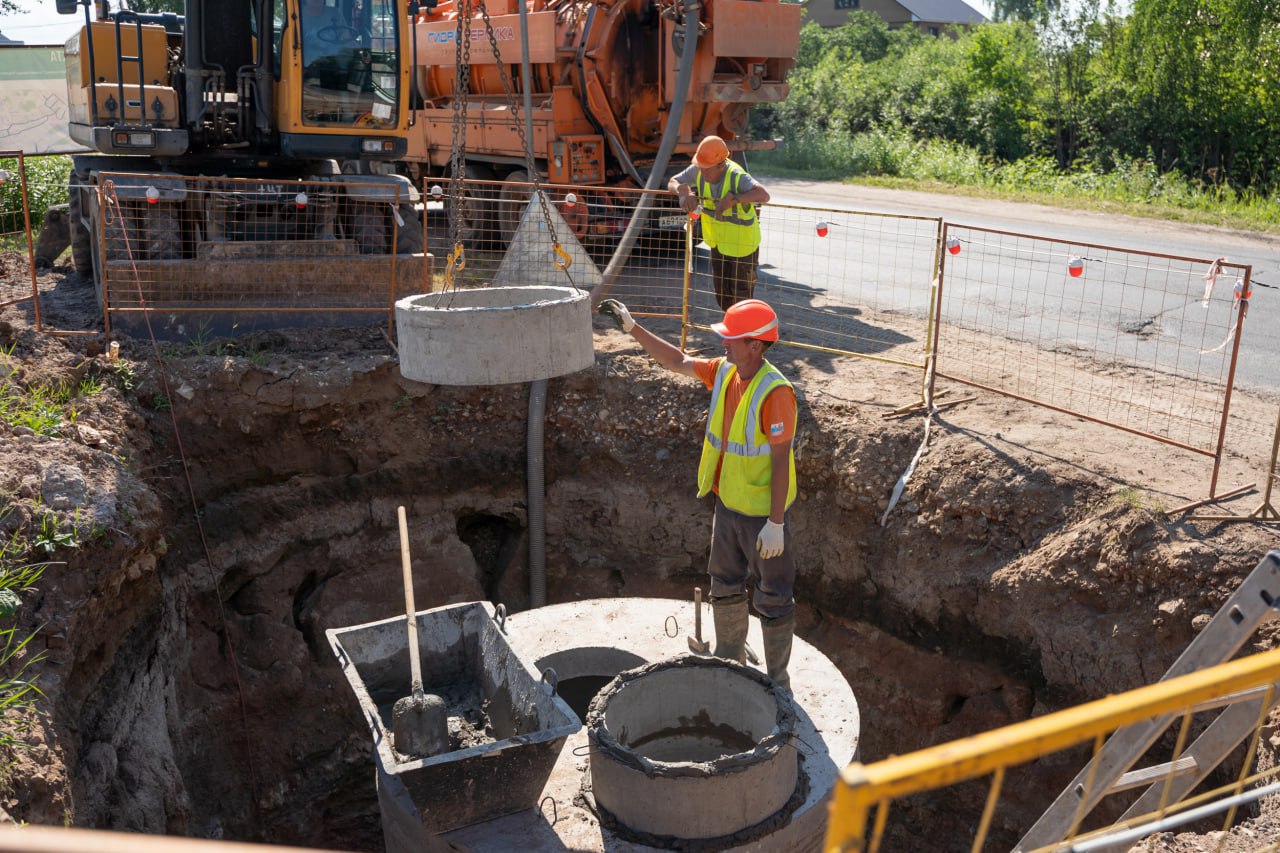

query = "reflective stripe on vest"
[697, 359, 797, 517]
[697, 161, 762, 259]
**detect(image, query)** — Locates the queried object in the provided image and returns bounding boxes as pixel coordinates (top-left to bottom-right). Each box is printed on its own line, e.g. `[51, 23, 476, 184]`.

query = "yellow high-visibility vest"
[697, 359, 797, 517]
[697, 162, 762, 258]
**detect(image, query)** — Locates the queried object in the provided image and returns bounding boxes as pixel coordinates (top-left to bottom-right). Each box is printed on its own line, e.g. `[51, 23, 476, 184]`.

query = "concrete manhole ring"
[395, 285, 594, 385]
[585, 654, 801, 847]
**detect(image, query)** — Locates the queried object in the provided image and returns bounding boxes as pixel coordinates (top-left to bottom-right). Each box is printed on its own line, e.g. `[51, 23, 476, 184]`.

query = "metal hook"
[444, 241, 466, 288]
[541, 667, 560, 696]
[572, 743, 592, 757]
[101, 180, 119, 225]
[493, 602, 508, 633]
[664, 614, 679, 638]
[539, 795, 558, 826]
[552, 242, 572, 271]
[786, 733, 818, 757]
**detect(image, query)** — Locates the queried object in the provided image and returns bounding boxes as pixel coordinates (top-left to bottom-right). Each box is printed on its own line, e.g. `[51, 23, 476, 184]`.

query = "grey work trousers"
[707, 497, 796, 619]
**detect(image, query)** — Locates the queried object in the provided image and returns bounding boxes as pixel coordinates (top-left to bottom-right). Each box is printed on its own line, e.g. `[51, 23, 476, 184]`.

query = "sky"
[0, 0, 1001, 45]
[0, 4, 86, 45]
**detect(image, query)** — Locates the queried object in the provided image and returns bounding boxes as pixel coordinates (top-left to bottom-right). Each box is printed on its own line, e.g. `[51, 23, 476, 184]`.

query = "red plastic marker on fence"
[816, 220, 829, 237]
[1068, 257, 1084, 278]
[946, 237, 960, 255]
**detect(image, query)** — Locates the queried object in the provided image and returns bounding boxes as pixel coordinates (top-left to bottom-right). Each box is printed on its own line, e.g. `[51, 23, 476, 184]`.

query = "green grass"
[0, 530, 47, 756]
[755, 129, 1280, 235]
[0, 345, 111, 437]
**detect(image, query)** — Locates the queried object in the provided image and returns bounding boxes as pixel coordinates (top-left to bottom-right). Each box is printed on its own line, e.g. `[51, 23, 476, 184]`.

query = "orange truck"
[389, 0, 804, 246]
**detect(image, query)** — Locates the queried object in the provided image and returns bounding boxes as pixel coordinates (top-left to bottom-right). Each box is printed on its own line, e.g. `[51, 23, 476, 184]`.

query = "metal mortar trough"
[395, 285, 594, 385]
[326, 602, 580, 839]
[587, 654, 800, 844]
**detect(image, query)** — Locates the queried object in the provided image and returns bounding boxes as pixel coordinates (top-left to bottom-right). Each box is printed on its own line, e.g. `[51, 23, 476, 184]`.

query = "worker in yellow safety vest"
[668, 135, 771, 312]
[596, 297, 799, 692]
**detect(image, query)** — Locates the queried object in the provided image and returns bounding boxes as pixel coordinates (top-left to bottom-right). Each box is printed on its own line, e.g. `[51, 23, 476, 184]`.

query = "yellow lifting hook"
[444, 241, 466, 287]
[552, 242, 572, 272]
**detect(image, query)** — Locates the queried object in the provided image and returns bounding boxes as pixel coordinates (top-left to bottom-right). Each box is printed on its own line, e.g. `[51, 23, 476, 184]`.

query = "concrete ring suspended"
[396, 286, 594, 386]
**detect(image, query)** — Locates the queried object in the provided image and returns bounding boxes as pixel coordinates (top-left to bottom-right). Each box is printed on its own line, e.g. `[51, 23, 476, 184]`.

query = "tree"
[991, 0, 1060, 23]
[0, 0, 24, 15]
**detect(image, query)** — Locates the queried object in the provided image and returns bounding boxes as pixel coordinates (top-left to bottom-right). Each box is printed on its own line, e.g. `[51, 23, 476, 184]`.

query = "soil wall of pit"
[1, 319, 1275, 851]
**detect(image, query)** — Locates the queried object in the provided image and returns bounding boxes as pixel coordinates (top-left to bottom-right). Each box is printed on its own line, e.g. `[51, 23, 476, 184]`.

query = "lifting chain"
[445, 0, 475, 288]
[473, 1, 577, 282]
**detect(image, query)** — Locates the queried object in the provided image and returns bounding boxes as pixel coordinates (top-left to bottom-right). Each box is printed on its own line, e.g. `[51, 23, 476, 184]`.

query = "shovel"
[391, 505, 448, 758]
[687, 587, 710, 654]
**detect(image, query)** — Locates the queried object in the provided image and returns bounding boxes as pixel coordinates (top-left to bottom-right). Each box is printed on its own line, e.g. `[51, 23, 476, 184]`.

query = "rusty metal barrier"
[421, 178, 688, 314]
[91, 171, 431, 340]
[1189, 404, 1280, 524]
[931, 223, 1252, 498]
[685, 203, 944, 372]
[0, 150, 41, 325]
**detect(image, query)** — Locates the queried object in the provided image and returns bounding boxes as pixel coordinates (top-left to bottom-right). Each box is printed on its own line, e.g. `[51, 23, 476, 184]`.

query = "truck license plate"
[658, 215, 686, 229]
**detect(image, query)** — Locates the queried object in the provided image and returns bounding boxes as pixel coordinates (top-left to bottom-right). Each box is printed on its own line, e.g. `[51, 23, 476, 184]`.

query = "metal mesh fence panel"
[934, 224, 1251, 462]
[421, 178, 690, 313]
[93, 171, 429, 336]
[687, 204, 943, 370]
[0, 152, 38, 312]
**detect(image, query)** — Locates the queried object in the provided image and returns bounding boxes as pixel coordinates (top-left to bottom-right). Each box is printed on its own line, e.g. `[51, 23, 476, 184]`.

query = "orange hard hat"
[693, 135, 730, 170]
[712, 299, 779, 341]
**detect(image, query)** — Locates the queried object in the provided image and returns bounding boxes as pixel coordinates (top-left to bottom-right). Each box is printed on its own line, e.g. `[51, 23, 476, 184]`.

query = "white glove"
[597, 299, 635, 333]
[757, 520, 785, 559]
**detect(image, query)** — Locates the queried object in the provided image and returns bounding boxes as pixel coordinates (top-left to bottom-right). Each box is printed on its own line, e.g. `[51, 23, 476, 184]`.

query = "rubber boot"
[761, 612, 795, 693]
[711, 594, 748, 664]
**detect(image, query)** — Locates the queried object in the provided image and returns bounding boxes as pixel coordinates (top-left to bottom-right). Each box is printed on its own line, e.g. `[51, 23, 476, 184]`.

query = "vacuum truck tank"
[395, 0, 803, 245]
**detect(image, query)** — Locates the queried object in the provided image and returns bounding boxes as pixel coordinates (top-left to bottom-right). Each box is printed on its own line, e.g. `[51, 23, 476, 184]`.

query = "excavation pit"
[8, 303, 1269, 852]
[395, 285, 593, 385]
[586, 655, 800, 845]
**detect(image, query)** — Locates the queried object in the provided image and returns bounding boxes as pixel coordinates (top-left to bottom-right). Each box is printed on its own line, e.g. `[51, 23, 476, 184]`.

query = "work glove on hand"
[678, 193, 698, 214]
[598, 299, 635, 333]
[757, 519, 785, 559]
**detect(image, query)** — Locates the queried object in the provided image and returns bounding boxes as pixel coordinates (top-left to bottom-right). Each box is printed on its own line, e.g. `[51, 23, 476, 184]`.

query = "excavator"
[55, 0, 424, 304]
[50, 0, 800, 311]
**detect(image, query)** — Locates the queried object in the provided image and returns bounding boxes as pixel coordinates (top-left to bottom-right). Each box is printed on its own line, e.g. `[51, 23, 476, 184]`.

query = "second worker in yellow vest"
[669, 135, 771, 312]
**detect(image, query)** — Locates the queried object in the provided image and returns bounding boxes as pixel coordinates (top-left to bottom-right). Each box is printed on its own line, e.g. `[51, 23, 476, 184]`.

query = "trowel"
[391, 505, 448, 758]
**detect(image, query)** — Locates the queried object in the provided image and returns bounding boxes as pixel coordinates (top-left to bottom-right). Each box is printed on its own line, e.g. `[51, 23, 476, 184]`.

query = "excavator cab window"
[299, 0, 399, 128]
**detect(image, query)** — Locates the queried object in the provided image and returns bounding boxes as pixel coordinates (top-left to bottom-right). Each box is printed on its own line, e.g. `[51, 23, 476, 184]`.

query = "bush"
[0, 155, 72, 238]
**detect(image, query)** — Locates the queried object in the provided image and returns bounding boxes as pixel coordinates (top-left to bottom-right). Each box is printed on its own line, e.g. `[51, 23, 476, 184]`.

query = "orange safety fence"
[932, 223, 1253, 498]
[0, 151, 41, 324]
[92, 171, 431, 340]
[8, 168, 1274, 515]
[421, 178, 689, 317]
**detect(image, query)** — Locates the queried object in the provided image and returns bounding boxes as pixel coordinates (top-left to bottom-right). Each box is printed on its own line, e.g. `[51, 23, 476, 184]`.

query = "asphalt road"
[761, 178, 1280, 394]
